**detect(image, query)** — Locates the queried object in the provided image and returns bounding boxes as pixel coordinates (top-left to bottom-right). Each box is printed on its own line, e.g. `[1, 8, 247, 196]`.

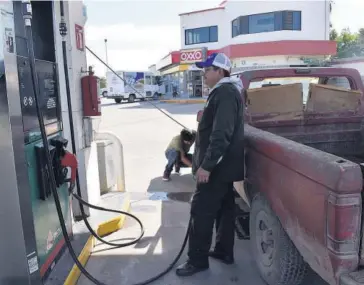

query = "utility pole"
[104, 38, 108, 75]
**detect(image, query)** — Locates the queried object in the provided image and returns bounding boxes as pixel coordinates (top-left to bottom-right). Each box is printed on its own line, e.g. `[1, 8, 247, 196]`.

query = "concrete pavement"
[78, 194, 264, 285]
[96, 99, 202, 193]
[76, 99, 327, 285]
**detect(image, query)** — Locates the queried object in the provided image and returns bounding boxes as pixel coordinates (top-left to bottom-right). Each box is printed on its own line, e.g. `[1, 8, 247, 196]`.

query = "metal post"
[104, 38, 108, 74]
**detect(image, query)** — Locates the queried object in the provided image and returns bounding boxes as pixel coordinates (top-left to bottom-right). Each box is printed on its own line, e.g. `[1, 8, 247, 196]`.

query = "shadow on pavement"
[146, 173, 195, 195]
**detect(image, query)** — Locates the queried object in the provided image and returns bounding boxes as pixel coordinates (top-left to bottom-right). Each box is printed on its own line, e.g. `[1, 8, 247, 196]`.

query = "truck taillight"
[327, 194, 362, 254]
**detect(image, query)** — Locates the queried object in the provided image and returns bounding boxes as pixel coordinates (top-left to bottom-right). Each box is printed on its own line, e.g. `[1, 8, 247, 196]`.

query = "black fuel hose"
[73, 193, 191, 285]
[22, 1, 191, 284]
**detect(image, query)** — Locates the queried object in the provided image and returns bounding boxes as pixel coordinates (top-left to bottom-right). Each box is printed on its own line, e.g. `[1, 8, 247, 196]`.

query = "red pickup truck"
[198, 67, 364, 285]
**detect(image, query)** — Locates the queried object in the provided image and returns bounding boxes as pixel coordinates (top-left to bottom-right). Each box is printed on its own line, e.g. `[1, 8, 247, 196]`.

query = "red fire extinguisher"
[81, 66, 101, 117]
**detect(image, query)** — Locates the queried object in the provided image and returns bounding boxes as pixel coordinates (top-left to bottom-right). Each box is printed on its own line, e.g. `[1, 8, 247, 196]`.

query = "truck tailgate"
[245, 124, 363, 284]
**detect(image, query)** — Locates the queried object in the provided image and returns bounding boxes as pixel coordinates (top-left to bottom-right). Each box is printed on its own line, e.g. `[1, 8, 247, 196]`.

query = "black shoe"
[162, 171, 171, 181]
[175, 262, 209, 277]
[208, 251, 234, 265]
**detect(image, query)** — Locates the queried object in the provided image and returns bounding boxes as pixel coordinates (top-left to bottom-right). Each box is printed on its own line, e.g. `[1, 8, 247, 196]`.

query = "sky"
[84, 0, 364, 77]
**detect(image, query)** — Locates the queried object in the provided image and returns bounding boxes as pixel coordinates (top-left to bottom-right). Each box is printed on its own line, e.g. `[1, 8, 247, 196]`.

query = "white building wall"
[180, 9, 226, 50]
[232, 55, 301, 68]
[227, 1, 330, 44]
[180, 0, 330, 50]
[156, 54, 173, 70]
[231, 55, 325, 69]
[148, 64, 157, 74]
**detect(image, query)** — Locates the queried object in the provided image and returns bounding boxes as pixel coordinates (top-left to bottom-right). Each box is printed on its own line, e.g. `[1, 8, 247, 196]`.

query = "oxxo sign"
[180, 48, 206, 64]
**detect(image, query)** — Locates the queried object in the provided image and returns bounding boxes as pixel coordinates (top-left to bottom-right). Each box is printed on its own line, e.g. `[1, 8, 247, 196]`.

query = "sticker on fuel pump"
[4, 28, 14, 54]
[46, 230, 54, 251]
[27, 256, 39, 274]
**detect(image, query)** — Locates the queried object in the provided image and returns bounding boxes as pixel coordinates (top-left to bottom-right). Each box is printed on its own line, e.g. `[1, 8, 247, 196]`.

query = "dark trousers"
[188, 178, 235, 267]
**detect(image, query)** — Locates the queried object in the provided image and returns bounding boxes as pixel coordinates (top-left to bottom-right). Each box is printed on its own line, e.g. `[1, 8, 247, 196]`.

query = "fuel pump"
[0, 1, 79, 283]
[0, 1, 190, 285]
[15, 0, 77, 280]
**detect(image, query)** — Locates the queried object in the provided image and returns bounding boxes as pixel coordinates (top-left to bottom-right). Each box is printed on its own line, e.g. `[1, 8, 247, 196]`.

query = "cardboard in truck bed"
[305, 83, 362, 112]
[246, 83, 303, 122]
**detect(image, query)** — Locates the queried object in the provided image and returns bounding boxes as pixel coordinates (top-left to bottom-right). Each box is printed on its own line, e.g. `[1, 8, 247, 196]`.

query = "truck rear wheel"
[114, 98, 122, 104]
[250, 193, 308, 285]
[128, 94, 136, 103]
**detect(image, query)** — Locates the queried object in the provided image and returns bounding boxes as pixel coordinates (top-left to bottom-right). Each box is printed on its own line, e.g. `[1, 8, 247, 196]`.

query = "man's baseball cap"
[195, 52, 232, 72]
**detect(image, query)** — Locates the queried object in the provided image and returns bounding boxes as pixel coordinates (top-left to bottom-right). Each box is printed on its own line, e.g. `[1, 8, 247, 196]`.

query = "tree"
[340, 28, 357, 45]
[330, 27, 364, 58]
[330, 29, 338, 41]
[359, 28, 364, 37]
[359, 28, 364, 45]
[100, 77, 106, 89]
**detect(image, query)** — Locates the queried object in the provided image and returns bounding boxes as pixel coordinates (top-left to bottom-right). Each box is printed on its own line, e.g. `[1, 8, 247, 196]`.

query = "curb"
[63, 195, 131, 285]
[160, 99, 206, 104]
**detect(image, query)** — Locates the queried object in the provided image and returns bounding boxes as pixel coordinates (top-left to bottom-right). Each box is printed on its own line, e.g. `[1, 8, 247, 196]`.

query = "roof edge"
[179, 6, 225, 16]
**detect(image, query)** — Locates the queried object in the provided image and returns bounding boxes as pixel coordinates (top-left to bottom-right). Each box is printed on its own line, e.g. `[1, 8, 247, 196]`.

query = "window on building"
[249, 12, 275, 33]
[185, 26, 218, 45]
[232, 10, 301, 37]
[232, 18, 239, 37]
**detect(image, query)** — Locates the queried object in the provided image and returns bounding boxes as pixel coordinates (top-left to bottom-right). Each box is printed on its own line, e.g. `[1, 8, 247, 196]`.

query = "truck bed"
[246, 82, 364, 161]
[257, 119, 364, 163]
[244, 82, 364, 284]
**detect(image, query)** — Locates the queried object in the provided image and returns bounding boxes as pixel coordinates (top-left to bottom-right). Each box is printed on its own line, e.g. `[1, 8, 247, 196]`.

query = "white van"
[105, 71, 160, 103]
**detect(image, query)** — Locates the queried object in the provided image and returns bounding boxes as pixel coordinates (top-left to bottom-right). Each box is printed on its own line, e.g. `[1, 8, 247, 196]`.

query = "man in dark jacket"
[176, 53, 245, 276]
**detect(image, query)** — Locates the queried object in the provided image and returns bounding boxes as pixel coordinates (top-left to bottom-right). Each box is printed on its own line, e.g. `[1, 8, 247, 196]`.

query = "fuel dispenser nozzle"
[49, 137, 78, 194]
[61, 152, 78, 193]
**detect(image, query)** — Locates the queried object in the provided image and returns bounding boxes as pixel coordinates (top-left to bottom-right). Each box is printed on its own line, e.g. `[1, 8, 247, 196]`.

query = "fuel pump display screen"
[17, 56, 61, 137]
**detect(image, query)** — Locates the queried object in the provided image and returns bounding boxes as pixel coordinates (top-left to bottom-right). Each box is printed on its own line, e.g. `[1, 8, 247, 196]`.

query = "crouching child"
[163, 129, 196, 181]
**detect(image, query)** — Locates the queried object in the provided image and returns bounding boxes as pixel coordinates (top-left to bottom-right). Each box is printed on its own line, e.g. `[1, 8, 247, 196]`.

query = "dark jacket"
[193, 82, 244, 182]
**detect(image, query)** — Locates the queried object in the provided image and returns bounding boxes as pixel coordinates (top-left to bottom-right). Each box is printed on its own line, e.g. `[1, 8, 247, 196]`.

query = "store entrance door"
[187, 70, 203, 97]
